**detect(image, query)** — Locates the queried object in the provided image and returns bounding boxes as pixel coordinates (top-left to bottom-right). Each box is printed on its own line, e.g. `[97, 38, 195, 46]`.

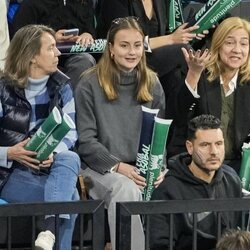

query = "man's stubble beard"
[192, 149, 224, 174]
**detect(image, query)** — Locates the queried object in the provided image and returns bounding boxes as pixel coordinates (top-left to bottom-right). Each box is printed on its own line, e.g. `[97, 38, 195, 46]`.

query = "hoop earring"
[111, 53, 114, 59]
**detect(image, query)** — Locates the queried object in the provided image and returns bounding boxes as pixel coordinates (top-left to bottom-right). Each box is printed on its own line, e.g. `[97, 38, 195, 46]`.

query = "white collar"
[220, 71, 238, 97]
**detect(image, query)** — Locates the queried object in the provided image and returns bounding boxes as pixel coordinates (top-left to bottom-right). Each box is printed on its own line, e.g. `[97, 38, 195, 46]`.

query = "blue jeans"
[0, 151, 80, 250]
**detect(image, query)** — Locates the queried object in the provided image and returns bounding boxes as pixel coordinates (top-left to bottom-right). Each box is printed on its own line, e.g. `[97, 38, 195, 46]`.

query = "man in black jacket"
[149, 114, 242, 250]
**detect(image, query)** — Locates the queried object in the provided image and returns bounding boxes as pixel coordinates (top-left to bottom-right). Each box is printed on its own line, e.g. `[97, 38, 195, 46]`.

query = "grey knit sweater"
[75, 69, 165, 174]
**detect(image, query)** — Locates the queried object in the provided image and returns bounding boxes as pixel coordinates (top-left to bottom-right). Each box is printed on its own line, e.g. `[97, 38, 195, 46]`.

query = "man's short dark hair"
[187, 114, 222, 141]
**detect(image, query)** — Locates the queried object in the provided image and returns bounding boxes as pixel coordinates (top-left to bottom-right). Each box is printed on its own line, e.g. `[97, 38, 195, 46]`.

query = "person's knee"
[65, 53, 96, 70]
[63, 54, 96, 89]
[111, 176, 142, 201]
[54, 151, 81, 174]
[83, 53, 96, 67]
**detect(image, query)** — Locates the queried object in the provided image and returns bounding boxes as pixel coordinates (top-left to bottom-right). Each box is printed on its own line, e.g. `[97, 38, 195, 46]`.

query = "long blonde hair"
[3, 24, 55, 88]
[87, 17, 157, 102]
[207, 17, 250, 83]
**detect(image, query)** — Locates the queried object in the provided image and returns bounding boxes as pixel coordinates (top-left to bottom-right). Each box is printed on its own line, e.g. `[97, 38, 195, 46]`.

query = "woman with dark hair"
[75, 17, 165, 249]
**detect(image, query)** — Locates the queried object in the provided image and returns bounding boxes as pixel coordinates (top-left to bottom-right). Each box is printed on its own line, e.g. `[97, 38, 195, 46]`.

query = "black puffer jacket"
[0, 71, 69, 148]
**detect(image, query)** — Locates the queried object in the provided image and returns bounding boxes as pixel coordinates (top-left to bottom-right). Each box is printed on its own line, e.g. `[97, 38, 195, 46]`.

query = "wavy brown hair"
[206, 17, 250, 83]
[3, 24, 55, 88]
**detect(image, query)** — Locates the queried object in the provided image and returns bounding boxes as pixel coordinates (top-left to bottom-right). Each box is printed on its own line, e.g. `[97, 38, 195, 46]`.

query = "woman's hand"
[171, 23, 212, 43]
[55, 29, 77, 43]
[169, 23, 199, 44]
[55, 30, 94, 46]
[76, 32, 94, 47]
[39, 154, 54, 168]
[7, 139, 40, 169]
[154, 171, 165, 188]
[181, 47, 211, 90]
[195, 24, 217, 40]
[117, 162, 146, 188]
[182, 47, 211, 73]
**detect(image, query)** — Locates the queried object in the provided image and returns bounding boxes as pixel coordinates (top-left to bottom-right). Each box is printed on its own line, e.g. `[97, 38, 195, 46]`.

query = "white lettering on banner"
[195, 0, 218, 20]
[70, 39, 107, 53]
[137, 144, 150, 175]
[242, 177, 246, 188]
[174, 0, 181, 19]
[149, 154, 163, 170]
[210, 0, 236, 23]
[145, 172, 155, 200]
[195, 5, 206, 20]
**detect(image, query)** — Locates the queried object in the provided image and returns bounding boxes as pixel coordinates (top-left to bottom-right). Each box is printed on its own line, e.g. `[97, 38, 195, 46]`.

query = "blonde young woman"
[75, 17, 165, 249]
[171, 17, 250, 173]
[97, 0, 205, 76]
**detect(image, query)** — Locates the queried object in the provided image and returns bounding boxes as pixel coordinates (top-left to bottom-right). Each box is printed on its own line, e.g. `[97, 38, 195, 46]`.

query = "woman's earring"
[111, 53, 114, 59]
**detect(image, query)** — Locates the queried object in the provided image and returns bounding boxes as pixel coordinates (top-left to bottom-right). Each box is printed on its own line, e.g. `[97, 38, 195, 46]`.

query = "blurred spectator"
[12, 0, 96, 89]
[7, 0, 23, 36]
[216, 230, 250, 250]
[0, 0, 10, 70]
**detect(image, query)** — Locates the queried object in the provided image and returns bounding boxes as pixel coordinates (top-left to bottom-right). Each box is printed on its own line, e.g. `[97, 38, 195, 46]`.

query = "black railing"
[116, 198, 250, 250]
[0, 200, 105, 250]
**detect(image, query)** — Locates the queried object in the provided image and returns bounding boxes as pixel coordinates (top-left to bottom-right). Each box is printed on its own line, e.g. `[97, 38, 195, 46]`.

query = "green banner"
[136, 106, 159, 199]
[25, 107, 62, 152]
[36, 113, 75, 161]
[193, 0, 241, 34]
[25, 107, 75, 161]
[240, 144, 250, 191]
[144, 117, 172, 201]
[193, 0, 221, 23]
[169, 0, 184, 32]
[136, 106, 159, 178]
